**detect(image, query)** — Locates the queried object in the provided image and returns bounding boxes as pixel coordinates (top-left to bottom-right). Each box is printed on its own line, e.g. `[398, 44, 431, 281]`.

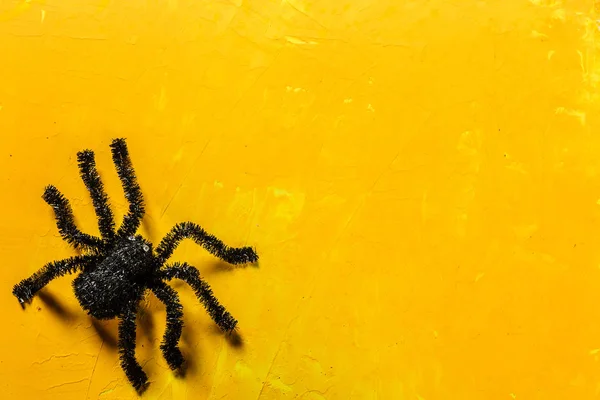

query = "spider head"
[127, 234, 153, 255]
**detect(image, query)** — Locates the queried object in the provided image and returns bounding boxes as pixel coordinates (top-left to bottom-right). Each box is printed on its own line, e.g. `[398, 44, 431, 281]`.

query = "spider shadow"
[210, 325, 245, 349]
[175, 313, 200, 378]
[90, 319, 118, 349]
[203, 258, 260, 276]
[37, 289, 118, 349]
[36, 289, 155, 350]
[37, 290, 79, 322]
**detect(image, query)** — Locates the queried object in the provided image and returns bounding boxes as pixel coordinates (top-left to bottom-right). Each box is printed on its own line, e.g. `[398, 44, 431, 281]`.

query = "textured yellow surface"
[2, 0, 600, 399]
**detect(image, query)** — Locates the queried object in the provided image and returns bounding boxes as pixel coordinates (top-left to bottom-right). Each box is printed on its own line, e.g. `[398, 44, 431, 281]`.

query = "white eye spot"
[128, 236, 135, 241]
[142, 245, 149, 252]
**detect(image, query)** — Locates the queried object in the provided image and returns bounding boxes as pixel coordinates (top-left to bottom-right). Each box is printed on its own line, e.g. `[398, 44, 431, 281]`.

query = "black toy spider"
[12, 138, 258, 391]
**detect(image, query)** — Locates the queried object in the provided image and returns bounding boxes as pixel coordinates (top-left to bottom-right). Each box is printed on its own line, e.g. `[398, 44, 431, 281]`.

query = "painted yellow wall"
[1, 0, 600, 398]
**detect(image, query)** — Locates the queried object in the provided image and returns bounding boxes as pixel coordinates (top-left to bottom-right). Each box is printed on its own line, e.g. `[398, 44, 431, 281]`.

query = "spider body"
[12, 139, 258, 391]
[73, 235, 155, 320]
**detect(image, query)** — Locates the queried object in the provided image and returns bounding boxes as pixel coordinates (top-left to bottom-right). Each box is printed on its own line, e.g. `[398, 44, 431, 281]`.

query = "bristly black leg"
[118, 301, 149, 392]
[42, 185, 103, 251]
[110, 138, 145, 239]
[151, 281, 184, 371]
[12, 255, 99, 304]
[161, 262, 238, 333]
[77, 150, 116, 241]
[155, 222, 258, 266]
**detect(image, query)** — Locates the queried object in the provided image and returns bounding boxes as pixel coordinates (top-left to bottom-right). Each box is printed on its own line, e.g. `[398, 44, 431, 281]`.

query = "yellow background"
[1, 0, 600, 398]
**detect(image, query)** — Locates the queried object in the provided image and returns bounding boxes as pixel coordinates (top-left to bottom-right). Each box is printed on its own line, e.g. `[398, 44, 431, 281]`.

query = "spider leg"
[12, 255, 99, 305]
[118, 301, 149, 392]
[161, 262, 238, 332]
[76, 149, 116, 240]
[155, 222, 258, 266]
[42, 185, 103, 250]
[151, 281, 184, 371]
[109, 138, 145, 239]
